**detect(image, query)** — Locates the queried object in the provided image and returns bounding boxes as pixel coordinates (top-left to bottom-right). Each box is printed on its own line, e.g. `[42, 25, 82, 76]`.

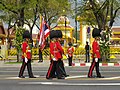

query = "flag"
[38, 17, 50, 50]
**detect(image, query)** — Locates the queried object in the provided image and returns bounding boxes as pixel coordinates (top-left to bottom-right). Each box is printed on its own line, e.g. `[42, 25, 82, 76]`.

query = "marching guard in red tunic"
[18, 30, 36, 78]
[56, 30, 68, 77]
[67, 42, 74, 66]
[46, 30, 66, 79]
[88, 28, 104, 78]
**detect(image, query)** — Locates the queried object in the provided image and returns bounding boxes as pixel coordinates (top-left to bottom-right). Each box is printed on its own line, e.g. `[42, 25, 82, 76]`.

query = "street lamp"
[74, 0, 77, 43]
[63, 10, 67, 47]
[65, 15, 67, 43]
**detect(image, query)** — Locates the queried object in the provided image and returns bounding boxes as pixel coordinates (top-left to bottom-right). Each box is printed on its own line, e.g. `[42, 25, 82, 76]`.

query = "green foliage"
[38, 0, 71, 25]
[77, 0, 120, 62]
[14, 27, 25, 52]
[0, 0, 71, 28]
[100, 40, 110, 61]
[99, 27, 111, 61]
[73, 30, 80, 40]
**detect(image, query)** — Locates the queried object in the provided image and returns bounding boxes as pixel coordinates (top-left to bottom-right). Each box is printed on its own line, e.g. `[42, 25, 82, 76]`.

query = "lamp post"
[65, 15, 67, 43]
[64, 15, 67, 47]
[63, 9, 67, 47]
[74, 0, 77, 43]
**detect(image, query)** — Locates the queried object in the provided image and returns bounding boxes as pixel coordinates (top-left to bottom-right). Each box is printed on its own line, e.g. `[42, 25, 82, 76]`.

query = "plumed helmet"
[23, 30, 30, 39]
[92, 28, 101, 38]
[56, 30, 63, 38]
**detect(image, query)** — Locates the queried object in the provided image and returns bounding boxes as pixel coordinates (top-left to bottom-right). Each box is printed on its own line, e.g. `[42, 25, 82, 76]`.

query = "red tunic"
[50, 41, 64, 60]
[22, 41, 31, 59]
[67, 47, 74, 57]
[92, 40, 101, 58]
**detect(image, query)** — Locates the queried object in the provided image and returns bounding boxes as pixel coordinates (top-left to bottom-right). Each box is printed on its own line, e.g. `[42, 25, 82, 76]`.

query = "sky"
[1, 0, 120, 34]
[2, 15, 120, 34]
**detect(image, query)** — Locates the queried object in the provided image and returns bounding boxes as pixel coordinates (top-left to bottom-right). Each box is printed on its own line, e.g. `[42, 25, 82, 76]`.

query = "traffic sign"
[87, 27, 90, 33]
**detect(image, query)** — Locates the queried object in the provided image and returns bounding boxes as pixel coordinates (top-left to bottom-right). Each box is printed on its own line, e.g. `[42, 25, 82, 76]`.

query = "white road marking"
[101, 76, 120, 80]
[65, 75, 87, 79]
[65, 75, 120, 80]
[5, 75, 40, 79]
[19, 82, 120, 86]
[3, 75, 88, 80]
[5, 75, 120, 81]
[1, 70, 120, 73]
[5, 77, 21, 79]
[69, 71, 120, 73]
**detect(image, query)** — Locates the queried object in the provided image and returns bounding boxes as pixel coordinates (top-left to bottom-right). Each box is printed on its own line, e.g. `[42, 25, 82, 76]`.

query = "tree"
[77, 0, 120, 62]
[37, 0, 71, 28]
[0, 0, 39, 61]
[0, 0, 72, 61]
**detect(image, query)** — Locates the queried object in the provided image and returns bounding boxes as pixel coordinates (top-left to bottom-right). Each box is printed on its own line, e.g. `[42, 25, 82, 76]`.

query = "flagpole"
[40, 15, 42, 29]
[39, 15, 43, 45]
[38, 14, 43, 62]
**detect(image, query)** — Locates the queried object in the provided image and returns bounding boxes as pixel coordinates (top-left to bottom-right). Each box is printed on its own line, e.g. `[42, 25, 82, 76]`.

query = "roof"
[112, 27, 120, 32]
[54, 25, 74, 31]
[54, 16, 74, 31]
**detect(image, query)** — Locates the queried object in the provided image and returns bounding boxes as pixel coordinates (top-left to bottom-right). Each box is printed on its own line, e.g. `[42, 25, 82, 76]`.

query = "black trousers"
[46, 59, 67, 79]
[39, 49, 43, 62]
[58, 60, 67, 76]
[19, 58, 34, 77]
[68, 56, 72, 66]
[88, 58, 101, 77]
[85, 52, 90, 62]
[46, 60, 56, 79]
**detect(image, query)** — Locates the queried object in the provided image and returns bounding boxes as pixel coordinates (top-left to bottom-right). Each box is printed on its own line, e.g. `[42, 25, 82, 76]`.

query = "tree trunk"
[17, 49, 22, 62]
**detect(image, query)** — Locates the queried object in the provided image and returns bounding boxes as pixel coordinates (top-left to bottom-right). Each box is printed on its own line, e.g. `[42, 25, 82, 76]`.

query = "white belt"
[96, 50, 99, 52]
[27, 50, 31, 52]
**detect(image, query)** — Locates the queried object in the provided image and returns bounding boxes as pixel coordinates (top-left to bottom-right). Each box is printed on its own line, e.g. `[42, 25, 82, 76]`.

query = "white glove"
[95, 58, 98, 62]
[66, 54, 68, 58]
[25, 57, 28, 63]
[53, 58, 57, 61]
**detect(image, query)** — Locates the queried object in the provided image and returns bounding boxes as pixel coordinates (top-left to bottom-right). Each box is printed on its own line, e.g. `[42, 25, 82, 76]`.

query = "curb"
[64, 63, 120, 67]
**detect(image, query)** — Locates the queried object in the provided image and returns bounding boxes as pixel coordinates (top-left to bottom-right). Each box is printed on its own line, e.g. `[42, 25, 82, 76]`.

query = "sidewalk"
[0, 59, 120, 67]
[0, 60, 50, 67]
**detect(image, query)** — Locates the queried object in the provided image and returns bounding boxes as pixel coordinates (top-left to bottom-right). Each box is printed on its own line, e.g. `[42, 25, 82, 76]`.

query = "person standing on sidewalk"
[88, 28, 104, 78]
[18, 30, 36, 78]
[37, 33, 43, 63]
[67, 42, 74, 66]
[85, 41, 90, 63]
[38, 46, 43, 62]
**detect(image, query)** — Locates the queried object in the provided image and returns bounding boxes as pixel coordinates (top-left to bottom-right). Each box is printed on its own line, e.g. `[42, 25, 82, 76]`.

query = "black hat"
[92, 28, 101, 38]
[50, 30, 56, 39]
[56, 30, 63, 38]
[68, 42, 72, 46]
[23, 30, 30, 39]
[50, 30, 63, 39]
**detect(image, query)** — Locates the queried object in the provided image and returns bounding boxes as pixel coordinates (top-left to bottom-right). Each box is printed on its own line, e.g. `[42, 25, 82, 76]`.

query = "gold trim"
[113, 32, 120, 34]
[111, 38, 120, 40]
[0, 34, 6, 38]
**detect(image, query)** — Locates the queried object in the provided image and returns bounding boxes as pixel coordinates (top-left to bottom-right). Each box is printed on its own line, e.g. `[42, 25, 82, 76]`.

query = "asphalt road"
[0, 66, 120, 90]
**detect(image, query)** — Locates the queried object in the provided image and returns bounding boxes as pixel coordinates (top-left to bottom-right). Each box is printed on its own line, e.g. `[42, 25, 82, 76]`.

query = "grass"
[4, 61, 35, 64]
[5, 62, 22, 64]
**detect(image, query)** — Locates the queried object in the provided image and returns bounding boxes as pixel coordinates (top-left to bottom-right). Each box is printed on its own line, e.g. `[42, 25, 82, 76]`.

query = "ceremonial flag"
[39, 17, 50, 50]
